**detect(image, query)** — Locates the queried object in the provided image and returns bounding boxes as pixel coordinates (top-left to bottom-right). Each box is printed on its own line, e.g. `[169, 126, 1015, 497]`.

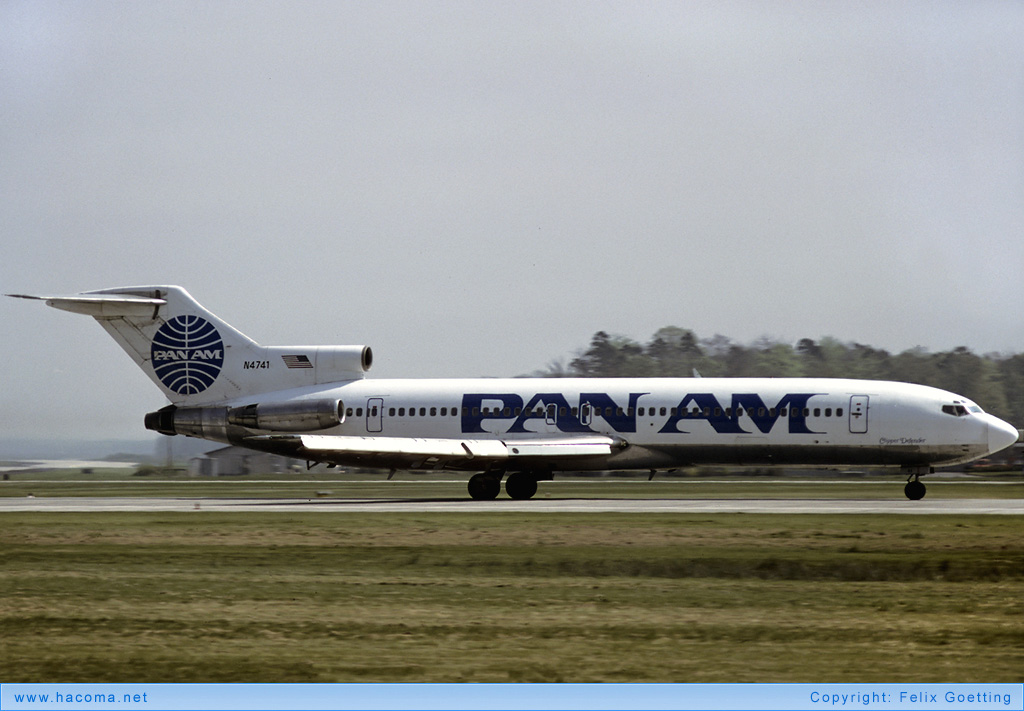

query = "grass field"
[2, 506, 1022, 683]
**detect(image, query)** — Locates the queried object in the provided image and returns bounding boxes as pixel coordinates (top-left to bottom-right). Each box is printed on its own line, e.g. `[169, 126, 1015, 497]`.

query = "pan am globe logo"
[151, 315, 225, 395]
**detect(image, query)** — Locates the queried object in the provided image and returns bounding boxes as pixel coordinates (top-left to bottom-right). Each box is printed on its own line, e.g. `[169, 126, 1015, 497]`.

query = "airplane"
[10, 285, 1020, 501]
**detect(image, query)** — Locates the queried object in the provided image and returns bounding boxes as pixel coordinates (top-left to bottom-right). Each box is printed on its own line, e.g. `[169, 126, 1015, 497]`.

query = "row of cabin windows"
[385, 406, 458, 417]
[350, 405, 846, 419]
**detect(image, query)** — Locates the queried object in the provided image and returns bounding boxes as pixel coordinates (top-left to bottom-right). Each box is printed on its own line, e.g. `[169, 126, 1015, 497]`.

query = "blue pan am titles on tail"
[9, 287, 1019, 500]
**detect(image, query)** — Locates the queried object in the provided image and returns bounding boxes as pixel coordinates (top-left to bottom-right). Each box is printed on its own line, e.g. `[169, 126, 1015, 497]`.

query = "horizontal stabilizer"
[7, 293, 165, 318]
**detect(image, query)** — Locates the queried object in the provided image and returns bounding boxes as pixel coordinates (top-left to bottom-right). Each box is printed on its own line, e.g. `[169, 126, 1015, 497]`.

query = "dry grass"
[1, 512, 1022, 682]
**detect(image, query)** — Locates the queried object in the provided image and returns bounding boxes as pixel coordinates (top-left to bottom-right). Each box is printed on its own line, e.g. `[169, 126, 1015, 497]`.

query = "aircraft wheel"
[505, 472, 538, 500]
[468, 473, 501, 500]
[904, 480, 926, 501]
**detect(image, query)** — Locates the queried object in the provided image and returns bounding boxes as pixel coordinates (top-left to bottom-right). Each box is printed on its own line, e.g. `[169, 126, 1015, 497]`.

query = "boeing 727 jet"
[11, 286, 1019, 500]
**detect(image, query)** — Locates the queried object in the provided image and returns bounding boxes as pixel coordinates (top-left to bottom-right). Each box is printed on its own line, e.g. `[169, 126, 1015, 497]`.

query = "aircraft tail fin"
[8, 286, 371, 406]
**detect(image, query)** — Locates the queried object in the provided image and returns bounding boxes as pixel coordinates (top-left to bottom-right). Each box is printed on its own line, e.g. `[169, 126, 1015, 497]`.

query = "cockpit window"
[941, 403, 972, 417]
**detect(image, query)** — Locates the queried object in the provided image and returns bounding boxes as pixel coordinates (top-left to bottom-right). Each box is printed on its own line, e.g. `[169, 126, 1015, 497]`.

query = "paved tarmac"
[1, 496, 1021, 514]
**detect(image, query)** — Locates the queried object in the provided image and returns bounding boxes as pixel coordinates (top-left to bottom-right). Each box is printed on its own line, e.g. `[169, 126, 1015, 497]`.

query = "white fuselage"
[217, 377, 1015, 473]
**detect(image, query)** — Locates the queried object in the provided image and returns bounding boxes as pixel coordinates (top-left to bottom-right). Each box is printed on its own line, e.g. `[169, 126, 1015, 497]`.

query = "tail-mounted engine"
[227, 400, 344, 431]
[145, 399, 345, 438]
[264, 345, 373, 382]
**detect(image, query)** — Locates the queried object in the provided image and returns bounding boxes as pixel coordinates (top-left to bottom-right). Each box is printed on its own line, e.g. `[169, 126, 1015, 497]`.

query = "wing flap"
[295, 435, 510, 459]
[246, 434, 616, 468]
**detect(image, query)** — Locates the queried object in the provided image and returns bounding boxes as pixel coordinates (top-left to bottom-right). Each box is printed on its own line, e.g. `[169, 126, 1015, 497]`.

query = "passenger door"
[367, 398, 384, 433]
[849, 395, 869, 434]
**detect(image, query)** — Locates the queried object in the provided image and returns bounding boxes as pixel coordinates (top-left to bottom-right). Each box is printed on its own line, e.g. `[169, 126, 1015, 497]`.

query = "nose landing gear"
[903, 466, 931, 500]
[904, 479, 926, 500]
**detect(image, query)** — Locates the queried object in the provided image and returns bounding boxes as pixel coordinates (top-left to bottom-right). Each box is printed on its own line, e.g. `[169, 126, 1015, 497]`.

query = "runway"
[1, 496, 1022, 514]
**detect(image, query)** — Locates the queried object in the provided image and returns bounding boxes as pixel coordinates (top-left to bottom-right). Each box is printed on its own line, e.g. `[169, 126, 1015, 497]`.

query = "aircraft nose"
[987, 417, 1020, 455]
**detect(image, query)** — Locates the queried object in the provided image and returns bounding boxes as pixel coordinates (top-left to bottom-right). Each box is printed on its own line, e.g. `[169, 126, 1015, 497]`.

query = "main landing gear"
[504, 472, 538, 500]
[903, 466, 931, 500]
[467, 472, 502, 500]
[467, 471, 545, 500]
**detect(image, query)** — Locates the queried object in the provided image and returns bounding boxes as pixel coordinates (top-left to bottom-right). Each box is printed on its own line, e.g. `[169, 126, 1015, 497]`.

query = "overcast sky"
[2, 1, 1023, 443]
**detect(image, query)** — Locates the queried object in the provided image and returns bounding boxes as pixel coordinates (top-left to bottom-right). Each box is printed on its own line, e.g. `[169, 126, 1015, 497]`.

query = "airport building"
[189, 446, 300, 477]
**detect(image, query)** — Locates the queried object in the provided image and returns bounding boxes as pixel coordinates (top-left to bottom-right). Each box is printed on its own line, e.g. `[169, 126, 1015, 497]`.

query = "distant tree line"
[540, 327, 1024, 427]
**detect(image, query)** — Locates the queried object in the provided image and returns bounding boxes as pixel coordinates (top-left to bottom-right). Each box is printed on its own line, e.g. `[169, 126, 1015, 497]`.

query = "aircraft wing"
[246, 433, 619, 470]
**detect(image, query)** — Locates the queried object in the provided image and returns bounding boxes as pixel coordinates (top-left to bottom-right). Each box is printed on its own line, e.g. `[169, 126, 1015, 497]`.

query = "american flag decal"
[281, 354, 313, 369]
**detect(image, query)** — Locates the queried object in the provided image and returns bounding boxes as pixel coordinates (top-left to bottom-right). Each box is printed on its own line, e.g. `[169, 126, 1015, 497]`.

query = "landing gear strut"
[903, 467, 929, 500]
